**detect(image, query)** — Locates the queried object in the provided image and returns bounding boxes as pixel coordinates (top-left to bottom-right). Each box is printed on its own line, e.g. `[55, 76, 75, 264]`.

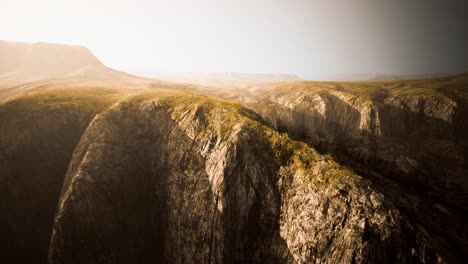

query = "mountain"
[0, 40, 102, 84]
[1, 40, 467, 263]
[0, 40, 153, 101]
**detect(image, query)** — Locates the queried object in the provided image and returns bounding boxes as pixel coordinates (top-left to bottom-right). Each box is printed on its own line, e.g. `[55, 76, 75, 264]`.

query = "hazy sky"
[1, 0, 467, 78]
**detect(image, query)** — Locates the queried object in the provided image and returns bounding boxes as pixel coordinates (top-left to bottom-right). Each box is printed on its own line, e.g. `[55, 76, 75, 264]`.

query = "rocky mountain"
[0, 41, 467, 263]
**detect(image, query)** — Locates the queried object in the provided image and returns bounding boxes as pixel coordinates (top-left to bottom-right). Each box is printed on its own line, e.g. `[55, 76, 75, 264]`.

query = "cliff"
[0, 87, 443, 263]
[238, 76, 468, 262]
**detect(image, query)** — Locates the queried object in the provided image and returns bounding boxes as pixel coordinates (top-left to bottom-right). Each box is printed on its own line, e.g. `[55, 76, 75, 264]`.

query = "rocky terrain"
[1, 40, 467, 263]
[233, 76, 468, 263]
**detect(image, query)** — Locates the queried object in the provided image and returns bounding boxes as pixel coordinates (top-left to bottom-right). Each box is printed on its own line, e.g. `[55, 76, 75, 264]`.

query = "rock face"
[238, 77, 468, 262]
[0, 83, 463, 263]
[1, 40, 466, 263]
[26, 91, 434, 263]
[242, 79, 468, 201]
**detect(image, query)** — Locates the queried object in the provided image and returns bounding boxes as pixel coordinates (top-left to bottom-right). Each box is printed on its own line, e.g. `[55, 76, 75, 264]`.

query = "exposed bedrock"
[47, 94, 437, 263]
[243, 88, 468, 262]
[246, 89, 468, 201]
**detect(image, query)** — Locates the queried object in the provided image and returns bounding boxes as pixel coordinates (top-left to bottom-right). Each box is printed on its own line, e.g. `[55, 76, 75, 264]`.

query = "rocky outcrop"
[243, 80, 468, 198]
[238, 78, 468, 263]
[1, 39, 465, 263]
[248, 90, 380, 142]
[43, 92, 439, 263]
[1, 78, 465, 263]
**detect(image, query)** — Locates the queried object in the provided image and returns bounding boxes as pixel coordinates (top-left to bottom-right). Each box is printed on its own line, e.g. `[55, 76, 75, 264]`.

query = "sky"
[1, 0, 467, 79]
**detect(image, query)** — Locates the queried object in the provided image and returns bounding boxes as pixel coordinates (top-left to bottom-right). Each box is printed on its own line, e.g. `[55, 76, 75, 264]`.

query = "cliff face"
[0, 86, 444, 263]
[243, 78, 468, 195]
[1, 80, 466, 263]
[47, 92, 439, 263]
[1, 40, 466, 263]
[239, 77, 468, 262]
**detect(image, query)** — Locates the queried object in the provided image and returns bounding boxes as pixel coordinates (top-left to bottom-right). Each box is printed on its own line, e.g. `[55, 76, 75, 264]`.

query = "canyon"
[1, 41, 467, 263]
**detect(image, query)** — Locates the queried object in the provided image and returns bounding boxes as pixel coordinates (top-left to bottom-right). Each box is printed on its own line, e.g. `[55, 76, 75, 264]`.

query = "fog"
[1, 0, 467, 79]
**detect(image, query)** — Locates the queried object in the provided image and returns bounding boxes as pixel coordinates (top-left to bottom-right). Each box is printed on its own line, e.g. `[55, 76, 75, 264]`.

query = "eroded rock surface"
[237, 78, 468, 262]
[45, 92, 439, 263]
[1, 78, 466, 263]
